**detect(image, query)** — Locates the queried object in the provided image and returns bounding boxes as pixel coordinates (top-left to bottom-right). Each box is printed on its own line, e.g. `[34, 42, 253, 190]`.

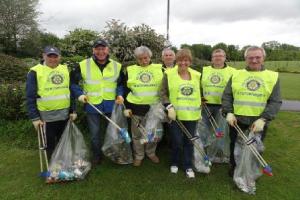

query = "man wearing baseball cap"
[26, 46, 77, 159]
[70, 39, 124, 165]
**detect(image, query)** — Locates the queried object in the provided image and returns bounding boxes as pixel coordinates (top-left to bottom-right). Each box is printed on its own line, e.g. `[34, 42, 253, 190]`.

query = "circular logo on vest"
[180, 86, 194, 96]
[246, 79, 260, 91]
[210, 75, 221, 84]
[49, 71, 64, 85]
[139, 72, 152, 83]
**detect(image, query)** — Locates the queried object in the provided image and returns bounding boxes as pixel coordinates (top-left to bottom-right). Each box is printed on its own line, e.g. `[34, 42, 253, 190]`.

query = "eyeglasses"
[247, 56, 263, 60]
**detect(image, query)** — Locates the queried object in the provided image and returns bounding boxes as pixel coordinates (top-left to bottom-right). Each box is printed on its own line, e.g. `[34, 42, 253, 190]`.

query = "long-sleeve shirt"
[221, 66, 282, 125]
[70, 55, 124, 114]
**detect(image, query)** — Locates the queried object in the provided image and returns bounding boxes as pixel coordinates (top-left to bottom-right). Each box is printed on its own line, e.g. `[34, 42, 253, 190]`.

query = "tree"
[101, 19, 167, 64]
[0, 0, 39, 55]
[59, 28, 99, 57]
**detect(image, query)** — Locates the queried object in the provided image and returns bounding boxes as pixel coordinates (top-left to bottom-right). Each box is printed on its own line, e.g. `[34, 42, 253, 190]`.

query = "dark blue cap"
[43, 46, 61, 56]
[93, 39, 108, 48]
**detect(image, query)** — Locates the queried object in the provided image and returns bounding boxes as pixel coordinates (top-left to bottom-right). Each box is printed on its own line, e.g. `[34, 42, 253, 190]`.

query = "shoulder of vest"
[109, 59, 121, 66]
[189, 67, 201, 76]
[30, 64, 43, 71]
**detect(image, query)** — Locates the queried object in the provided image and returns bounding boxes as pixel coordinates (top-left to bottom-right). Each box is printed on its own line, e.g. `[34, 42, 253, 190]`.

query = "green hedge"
[0, 54, 29, 82]
[0, 83, 27, 120]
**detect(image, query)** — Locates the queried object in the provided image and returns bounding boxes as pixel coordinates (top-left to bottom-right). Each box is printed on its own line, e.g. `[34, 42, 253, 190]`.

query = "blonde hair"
[176, 49, 192, 62]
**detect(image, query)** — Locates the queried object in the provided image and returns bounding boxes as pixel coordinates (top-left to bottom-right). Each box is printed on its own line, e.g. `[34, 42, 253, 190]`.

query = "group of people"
[26, 39, 282, 180]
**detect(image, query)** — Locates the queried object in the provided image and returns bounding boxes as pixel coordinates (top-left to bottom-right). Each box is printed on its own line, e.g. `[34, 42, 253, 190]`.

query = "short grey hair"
[244, 46, 266, 58]
[161, 48, 175, 57]
[134, 46, 152, 58]
[212, 48, 226, 56]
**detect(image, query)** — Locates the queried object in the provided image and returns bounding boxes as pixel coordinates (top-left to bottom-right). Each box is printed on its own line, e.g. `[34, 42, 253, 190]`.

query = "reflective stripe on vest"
[126, 64, 163, 105]
[232, 69, 278, 116]
[30, 64, 70, 111]
[167, 67, 201, 120]
[201, 66, 235, 104]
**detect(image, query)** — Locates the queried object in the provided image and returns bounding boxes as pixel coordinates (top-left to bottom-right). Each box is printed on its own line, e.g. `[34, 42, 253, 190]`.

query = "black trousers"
[229, 122, 268, 168]
[45, 119, 68, 159]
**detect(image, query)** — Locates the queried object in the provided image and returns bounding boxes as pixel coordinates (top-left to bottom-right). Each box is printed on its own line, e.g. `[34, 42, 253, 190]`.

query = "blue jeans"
[169, 120, 197, 170]
[86, 113, 110, 160]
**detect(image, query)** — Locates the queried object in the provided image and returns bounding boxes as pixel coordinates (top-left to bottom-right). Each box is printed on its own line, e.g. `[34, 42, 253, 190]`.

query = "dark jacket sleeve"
[160, 73, 171, 107]
[221, 77, 234, 115]
[260, 78, 282, 121]
[70, 63, 84, 98]
[116, 67, 125, 97]
[26, 71, 40, 121]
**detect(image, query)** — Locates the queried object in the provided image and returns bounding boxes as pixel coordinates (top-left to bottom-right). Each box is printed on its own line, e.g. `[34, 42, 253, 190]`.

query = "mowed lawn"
[0, 111, 299, 200]
[279, 73, 300, 100]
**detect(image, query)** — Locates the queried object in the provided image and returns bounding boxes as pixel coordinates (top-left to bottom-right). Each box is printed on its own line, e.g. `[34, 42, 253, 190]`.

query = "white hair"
[161, 48, 175, 57]
[134, 46, 152, 58]
[244, 46, 266, 58]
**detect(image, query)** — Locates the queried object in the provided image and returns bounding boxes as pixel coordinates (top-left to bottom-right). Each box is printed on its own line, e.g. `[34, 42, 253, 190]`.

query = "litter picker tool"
[121, 103, 155, 144]
[88, 102, 131, 143]
[202, 103, 223, 138]
[233, 124, 273, 176]
[37, 124, 50, 178]
[175, 120, 211, 167]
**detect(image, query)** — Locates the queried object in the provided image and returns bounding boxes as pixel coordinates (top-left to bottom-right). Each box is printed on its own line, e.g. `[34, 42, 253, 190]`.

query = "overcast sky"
[37, 0, 300, 48]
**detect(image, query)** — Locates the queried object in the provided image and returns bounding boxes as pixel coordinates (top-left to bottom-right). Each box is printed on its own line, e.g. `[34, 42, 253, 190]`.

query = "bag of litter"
[102, 104, 133, 164]
[206, 112, 230, 163]
[196, 119, 214, 148]
[193, 132, 211, 174]
[47, 120, 91, 183]
[233, 131, 264, 194]
[143, 103, 166, 142]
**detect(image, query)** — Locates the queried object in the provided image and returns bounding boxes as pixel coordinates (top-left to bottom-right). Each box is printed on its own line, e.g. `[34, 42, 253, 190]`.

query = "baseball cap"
[43, 46, 61, 56]
[93, 39, 108, 48]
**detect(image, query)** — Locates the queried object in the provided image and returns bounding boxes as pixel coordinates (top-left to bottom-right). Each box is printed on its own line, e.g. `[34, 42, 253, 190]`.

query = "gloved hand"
[69, 113, 77, 121]
[226, 113, 237, 126]
[115, 95, 124, 105]
[166, 104, 176, 121]
[251, 118, 266, 132]
[201, 97, 208, 104]
[123, 109, 132, 117]
[78, 95, 88, 103]
[32, 120, 43, 130]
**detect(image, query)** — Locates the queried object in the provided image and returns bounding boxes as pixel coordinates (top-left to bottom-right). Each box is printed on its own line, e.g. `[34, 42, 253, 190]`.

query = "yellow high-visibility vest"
[167, 67, 201, 120]
[30, 64, 70, 111]
[202, 65, 236, 104]
[232, 69, 278, 116]
[126, 64, 163, 104]
[80, 58, 121, 104]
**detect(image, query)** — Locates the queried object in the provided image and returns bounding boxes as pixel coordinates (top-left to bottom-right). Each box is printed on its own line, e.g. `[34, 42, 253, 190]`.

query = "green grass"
[228, 61, 300, 73]
[0, 112, 299, 200]
[279, 73, 300, 100]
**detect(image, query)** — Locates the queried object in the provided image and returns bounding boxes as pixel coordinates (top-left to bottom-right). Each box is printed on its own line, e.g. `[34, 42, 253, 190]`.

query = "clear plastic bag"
[196, 120, 214, 148]
[233, 131, 264, 194]
[143, 103, 166, 143]
[193, 132, 211, 174]
[206, 112, 230, 163]
[47, 120, 91, 183]
[102, 104, 133, 164]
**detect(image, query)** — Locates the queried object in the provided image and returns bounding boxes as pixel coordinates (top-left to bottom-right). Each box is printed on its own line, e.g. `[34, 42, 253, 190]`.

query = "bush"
[0, 83, 27, 120]
[61, 55, 86, 64]
[0, 54, 29, 83]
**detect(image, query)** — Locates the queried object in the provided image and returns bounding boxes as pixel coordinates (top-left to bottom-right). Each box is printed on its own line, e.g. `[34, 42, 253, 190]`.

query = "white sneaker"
[170, 166, 178, 174]
[186, 168, 195, 178]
